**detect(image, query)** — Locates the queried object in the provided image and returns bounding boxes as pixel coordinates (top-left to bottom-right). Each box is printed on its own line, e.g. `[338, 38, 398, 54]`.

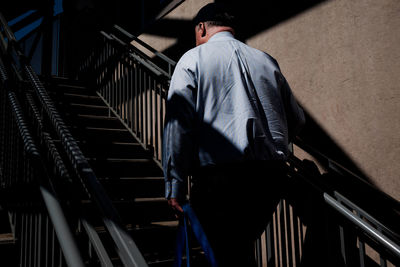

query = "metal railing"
[78, 25, 174, 164]
[79, 25, 400, 267]
[0, 74, 85, 266]
[0, 12, 148, 267]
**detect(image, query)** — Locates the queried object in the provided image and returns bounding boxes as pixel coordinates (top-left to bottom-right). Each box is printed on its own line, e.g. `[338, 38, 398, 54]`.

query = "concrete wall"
[139, 0, 400, 201]
[246, 0, 400, 201]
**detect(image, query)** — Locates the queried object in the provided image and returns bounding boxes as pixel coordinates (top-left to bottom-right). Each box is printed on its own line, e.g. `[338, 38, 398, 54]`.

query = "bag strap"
[174, 214, 190, 267]
[174, 204, 218, 267]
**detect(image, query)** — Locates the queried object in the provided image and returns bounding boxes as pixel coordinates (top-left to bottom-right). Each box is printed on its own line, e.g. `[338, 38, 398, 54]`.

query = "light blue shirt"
[163, 31, 305, 199]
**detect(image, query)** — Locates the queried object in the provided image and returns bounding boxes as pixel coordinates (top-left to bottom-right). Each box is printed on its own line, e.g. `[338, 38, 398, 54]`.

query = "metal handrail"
[0, 12, 17, 43]
[324, 193, 400, 258]
[24, 54, 148, 267]
[0, 57, 9, 85]
[8, 90, 85, 267]
[334, 191, 400, 242]
[113, 24, 176, 72]
[1, 11, 148, 267]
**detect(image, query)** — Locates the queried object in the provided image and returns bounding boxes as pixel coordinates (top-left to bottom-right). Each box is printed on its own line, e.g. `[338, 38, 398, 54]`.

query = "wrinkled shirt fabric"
[163, 32, 305, 199]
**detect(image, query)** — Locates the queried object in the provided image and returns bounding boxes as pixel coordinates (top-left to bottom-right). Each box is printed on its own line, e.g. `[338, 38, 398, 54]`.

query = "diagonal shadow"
[142, 0, 329, 61]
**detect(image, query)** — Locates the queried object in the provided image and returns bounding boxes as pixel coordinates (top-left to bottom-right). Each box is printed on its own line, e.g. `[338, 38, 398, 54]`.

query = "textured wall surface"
[140, 0, 400, 201]
[246, 0, 400, 200]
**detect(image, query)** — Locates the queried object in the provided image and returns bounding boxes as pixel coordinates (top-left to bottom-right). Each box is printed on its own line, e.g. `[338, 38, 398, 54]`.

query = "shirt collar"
[208, 31, 235, 43]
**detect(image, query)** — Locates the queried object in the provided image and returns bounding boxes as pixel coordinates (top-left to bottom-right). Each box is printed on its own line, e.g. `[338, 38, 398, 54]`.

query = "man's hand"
[168, 198, 184, 218]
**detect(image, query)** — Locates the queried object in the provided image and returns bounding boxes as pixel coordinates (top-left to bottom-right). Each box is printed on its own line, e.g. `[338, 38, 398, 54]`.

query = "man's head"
[192, 3, 235, 46]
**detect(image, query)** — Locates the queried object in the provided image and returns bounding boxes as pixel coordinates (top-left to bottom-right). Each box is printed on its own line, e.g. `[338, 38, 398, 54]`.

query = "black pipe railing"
[0, 85, 85, 266]
[0, 11, 148, 267]
[79, 25, 400, 267]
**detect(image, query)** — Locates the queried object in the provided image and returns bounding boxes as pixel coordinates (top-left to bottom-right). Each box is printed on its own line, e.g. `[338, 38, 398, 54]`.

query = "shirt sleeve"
[162, 55, 197, 200]
[276, 71, 306, 141]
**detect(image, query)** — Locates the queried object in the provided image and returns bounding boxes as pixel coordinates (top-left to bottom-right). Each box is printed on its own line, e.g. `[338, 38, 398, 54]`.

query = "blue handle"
[174, 204, 218, 267]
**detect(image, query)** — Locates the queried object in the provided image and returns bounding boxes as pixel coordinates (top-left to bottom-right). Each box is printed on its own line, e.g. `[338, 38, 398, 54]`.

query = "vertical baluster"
[108, 43, 112, 109]
[38, 213, 42, 267]
[101, 47, 104, 99]
[126, 59, 130, 125]
[255, 237, 262, 267]
[379, 256, 387, 267]
[51, 226, 55, 267]
[135, 64, 140, 135]
[124, 62, 128, 123]
[114, 47, 117, 113]
[286, 201, 293, 267]
[291, 207, 301, 266]
[279, 200, 287, 267]
[149, 76, 154, 151]
[117, 61, 120, 115]
[45, 215, 49, 267]
[358, 238, 366, 267]
[357, 211, 366, 267]
[110, 47, 114, 111]
[159, 83, 164, 153]
[28, 214, 33, 266]
[144, 71, 148, 147]
[105, 43, 109, 104]
[154, 80, 159, 161]
[34, 213, 38, 267]
[119, 59, 123, 117]
[59, 244, 63, 267]
[129, 61, 133, 128]
[273, 210, 280, 267]
[266, 220, 276, 267]
[121, 60, 125, 119]
[139, 68, 144, 142]
[23, 213, 28, 267]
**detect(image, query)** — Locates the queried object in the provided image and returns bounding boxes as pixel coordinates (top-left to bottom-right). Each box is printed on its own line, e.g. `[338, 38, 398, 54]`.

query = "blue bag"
[174, 204, 218, 267]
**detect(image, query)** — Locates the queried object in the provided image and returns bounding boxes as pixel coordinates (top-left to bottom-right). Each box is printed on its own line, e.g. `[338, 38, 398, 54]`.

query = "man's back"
[168, 31, 305, 167]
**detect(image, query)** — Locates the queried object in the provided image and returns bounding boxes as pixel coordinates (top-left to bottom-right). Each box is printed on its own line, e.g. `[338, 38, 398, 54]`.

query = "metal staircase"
[0, 6, 399, 267]
[43, 75, 180, 266]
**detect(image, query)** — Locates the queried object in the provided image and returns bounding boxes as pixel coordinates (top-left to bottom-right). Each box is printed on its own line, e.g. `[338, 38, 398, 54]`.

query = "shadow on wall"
[297, 108, 400, 234]
[143, 0, 328, 60]
[298, 108, 369, 181]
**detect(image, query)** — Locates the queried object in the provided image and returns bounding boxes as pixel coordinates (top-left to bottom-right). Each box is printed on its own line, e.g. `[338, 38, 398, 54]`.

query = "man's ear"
[199, 22, 206, 37]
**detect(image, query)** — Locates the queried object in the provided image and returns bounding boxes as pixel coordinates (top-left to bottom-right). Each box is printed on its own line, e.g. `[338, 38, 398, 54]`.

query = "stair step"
[84, 127, 136, 143]
[44, 76, 87, 87]
[55, 84, 90, 94]
[126, 197, 175, 224]
[75, 114, 123, 129]
[0, 233, 15, 245]
[82, 197, 175, 224]
[45, 82, 91, 95]
[69, 103, 110, 116]
[82, 142, 152, 159]
[89, 158, 163, 178]
[106, 142, 151, 158]
[62, 93, 104, 105]
[100, 177, 164, 199]
[147, 258, 175, 267]
[0, 233, 18, 267]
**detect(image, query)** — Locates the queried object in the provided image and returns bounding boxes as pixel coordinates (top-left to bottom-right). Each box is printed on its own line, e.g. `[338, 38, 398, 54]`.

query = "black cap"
[192, 3, 235, 27]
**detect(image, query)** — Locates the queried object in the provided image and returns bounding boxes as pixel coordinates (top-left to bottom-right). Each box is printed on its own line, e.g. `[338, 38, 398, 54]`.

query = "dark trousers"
[191, 161, 287, 267]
